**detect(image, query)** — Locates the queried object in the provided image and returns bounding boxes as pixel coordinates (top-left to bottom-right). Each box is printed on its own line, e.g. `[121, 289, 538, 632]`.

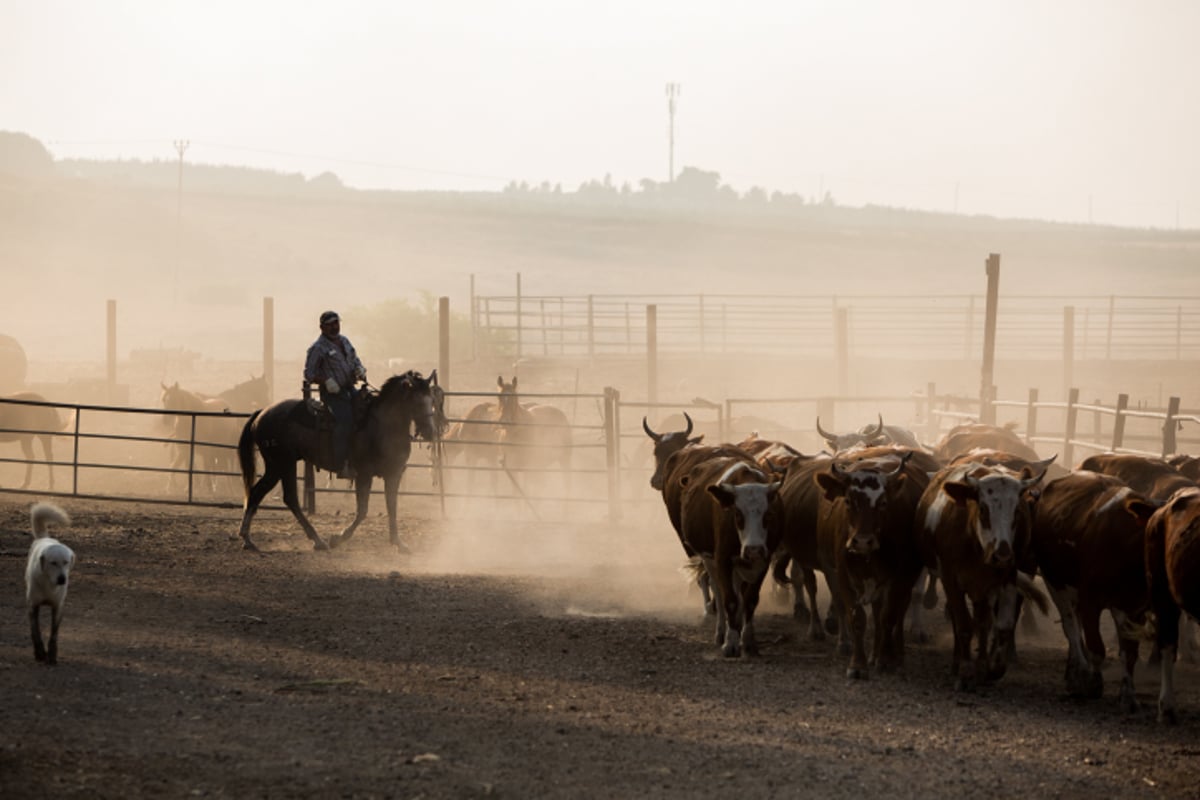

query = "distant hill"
[1, 132, 1196, 368]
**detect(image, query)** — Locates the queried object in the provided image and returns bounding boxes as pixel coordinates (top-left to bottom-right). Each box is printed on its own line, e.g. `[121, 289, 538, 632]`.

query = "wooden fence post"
[646, 305, 658, 409]
[438, 296, 450, 389]
[980, 254, 1000, 425]
[925, 382, 938, 443]
[262, 297, 274, 403]
[698, 294, 706, 354]
[1112, 393, 1129, 451]
[604, 387, 622, 522]
[1063, 387, 1080, 468]
[1105, 295, 1115, 361]
[105, 299, 118, 403]
[1026, 388, 1039, 444]
[1163, 396, 1181, 456]
[587, 295, 595, 360]
[470, 273, 477, 361]
[1063, 306, 1075, 399]
[835, 307, 849, 396]
[515, 272, 523, 361]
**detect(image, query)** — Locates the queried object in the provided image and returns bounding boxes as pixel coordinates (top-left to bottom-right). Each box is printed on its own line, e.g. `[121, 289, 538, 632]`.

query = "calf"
[679, 456, 782, 656]
[814, 447, 928, 678]
[918, 451, 1052, 691]
[1145, 486, 1200, 723]
[1032, 471, 1158, 708]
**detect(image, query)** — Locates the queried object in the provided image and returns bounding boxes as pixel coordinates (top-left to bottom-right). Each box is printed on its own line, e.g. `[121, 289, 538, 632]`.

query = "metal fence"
[472, 292, 1200, 362]
[3, 388, 1199, 523]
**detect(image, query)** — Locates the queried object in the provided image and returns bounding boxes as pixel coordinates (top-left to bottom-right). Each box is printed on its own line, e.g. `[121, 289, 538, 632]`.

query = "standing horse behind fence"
[495, 376, 573, 497]
[236, 370, 441, 552]
[218, 374, 270, 411]
[159, 382, 246, 492]
[0, 393, 74, 490]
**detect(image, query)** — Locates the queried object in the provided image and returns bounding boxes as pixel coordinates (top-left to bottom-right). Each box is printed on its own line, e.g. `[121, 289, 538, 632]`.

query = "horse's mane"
[378, 370, 427, 399]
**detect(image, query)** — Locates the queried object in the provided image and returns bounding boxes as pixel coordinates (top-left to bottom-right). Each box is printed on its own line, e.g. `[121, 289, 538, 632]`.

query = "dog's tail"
[30, 502, 70, 538]
[238, 410, 262, 499]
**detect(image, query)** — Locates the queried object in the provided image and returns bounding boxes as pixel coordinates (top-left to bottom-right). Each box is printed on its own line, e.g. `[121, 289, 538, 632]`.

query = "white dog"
[25, 502, 74, 665]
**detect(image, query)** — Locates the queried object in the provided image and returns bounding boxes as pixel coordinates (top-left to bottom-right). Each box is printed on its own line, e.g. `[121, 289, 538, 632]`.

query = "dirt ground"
[4, 494, 1200, 799]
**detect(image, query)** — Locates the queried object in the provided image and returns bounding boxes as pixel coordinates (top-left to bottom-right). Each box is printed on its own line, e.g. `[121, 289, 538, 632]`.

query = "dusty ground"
[3, 494, 1200, 799]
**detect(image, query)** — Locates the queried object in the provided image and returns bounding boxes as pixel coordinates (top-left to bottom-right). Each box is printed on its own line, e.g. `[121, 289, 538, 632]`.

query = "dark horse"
[235, 370, 442, 553]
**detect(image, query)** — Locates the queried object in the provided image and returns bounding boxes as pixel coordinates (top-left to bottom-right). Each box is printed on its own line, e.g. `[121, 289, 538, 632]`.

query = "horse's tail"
[238, 410, 262, 499]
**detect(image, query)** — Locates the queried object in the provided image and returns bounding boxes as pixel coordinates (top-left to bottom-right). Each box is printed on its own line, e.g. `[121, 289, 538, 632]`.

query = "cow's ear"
[814, 471, 845, 501]
[1125, 497, 1159, 525]
[888, 473, 908, 493]
[942, 481, 976, 506]
[708, 483, 736, 507]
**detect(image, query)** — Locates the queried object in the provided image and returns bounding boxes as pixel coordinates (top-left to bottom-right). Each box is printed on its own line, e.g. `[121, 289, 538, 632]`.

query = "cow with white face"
[813, 446, 929, 679]
[917, 450, 1054, 691]
[679, 456, 783, 657]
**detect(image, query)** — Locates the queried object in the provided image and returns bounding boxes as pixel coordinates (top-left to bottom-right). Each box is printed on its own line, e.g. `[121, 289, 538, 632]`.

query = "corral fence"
[471, 288, 1200, 363]
[3, 388, 1199, 523]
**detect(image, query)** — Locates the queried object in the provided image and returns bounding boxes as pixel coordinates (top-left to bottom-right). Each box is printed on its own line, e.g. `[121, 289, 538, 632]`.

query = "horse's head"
[496, 375, 522, 423]
[380, 370, 439, 441]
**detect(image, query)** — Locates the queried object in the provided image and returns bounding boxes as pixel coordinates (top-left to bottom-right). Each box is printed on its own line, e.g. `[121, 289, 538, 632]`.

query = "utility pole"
[173, 139, 189, 306]
[665, 82, 680, 183]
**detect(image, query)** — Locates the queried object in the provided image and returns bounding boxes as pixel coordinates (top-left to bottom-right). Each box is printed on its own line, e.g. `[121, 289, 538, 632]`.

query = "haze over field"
[0, 1, 1197, 407]
[4, 1, 1198, 228]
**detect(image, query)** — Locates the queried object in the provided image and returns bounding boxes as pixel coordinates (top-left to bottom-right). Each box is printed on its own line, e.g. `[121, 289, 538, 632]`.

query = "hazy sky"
[4, 0, 1198, 228]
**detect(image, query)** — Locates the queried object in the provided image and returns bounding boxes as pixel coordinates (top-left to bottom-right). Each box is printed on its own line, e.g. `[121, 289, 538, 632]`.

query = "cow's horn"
[643, 416, 663, 442]
[1021, 454, 1058, 487]
[865, 413, 884, 438]
[815, 417, 836, 443]
[682, 411, 694, 437]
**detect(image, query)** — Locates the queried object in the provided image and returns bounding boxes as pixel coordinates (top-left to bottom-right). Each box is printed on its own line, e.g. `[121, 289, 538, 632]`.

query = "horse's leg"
[40, 435, 54, 490]
[279, 462, 328, 551]
[19, 437, 34, 488]
[383, 472, 410, 553]
[330, 477, 373, 549]
[237, 469, 280, 553]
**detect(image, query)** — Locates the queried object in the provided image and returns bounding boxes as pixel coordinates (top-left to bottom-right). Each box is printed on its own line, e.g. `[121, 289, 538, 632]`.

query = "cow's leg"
[1157, 603, 1183, 724]
[701, 557, 727, 649]
[942, 577, 973, 687]
[237, 469, 282, 553]
[846, 600, 869, 680]
[1075, 601, 1109, 700]
[878, 579, 911, 672]
[1109, 609, 1141, 713]
[823, 572, 841, 637]
[29, 604, 47, 662]
[278, 467, 328, 551]
[1180, 615, 1200, 664]
[719, 569, 744, 658]
[801, 566, 824, 641]
[1046, 584, 1093, 696]
[331, 477, 374, 549]
[738, 566, 770, 657]
[985, 584, 1017, 683]
[697, 565, 716, 616]
[908, 569, 930, 645]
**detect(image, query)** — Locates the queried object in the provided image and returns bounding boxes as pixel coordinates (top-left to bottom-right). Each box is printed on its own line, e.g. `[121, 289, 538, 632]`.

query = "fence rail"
[473, 292, 1200, 362]
[4, 386, 1200, 522]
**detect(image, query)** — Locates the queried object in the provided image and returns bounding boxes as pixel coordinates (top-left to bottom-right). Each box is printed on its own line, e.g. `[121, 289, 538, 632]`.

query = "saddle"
[303, 388, 376, 473]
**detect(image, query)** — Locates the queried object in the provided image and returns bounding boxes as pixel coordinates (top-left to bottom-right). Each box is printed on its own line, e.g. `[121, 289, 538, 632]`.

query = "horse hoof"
[328, 534, 343, 549]
[242, 541, 261, 554]
[392, 538, 411, 554]
[846, 667, 869, 681]
[312, 539, 330, 552]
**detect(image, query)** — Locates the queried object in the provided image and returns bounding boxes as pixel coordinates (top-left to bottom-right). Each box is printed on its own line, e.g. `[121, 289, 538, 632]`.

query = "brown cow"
[678, 455, 782, 656]
[776, 451, 837, 640]
[933, 423, 1069, 481]
[917, 450, 1053, 691]
[813, 446, 929, 678]
[1145, 486, 1200, 723]
[1079, 453, 1196, 502]
[1167, 454, 1200, 482]
[1031, 471, 1159, 708]
[644, 413, 752, 615]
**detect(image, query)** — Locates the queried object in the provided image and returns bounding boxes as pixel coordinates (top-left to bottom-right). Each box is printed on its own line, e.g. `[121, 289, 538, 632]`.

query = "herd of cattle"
[641, 413, 1200, 724]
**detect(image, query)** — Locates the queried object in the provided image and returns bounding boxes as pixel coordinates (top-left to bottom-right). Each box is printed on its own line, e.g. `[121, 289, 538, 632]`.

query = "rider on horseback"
[304, 310, 366, 479]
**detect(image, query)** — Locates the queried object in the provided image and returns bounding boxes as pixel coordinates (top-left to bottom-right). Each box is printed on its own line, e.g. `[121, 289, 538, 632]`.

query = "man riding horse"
[303, 310, 366, 479]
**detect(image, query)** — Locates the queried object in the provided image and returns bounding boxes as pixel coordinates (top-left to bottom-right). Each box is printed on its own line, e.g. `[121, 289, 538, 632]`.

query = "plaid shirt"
[304, 333, 364, 392]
